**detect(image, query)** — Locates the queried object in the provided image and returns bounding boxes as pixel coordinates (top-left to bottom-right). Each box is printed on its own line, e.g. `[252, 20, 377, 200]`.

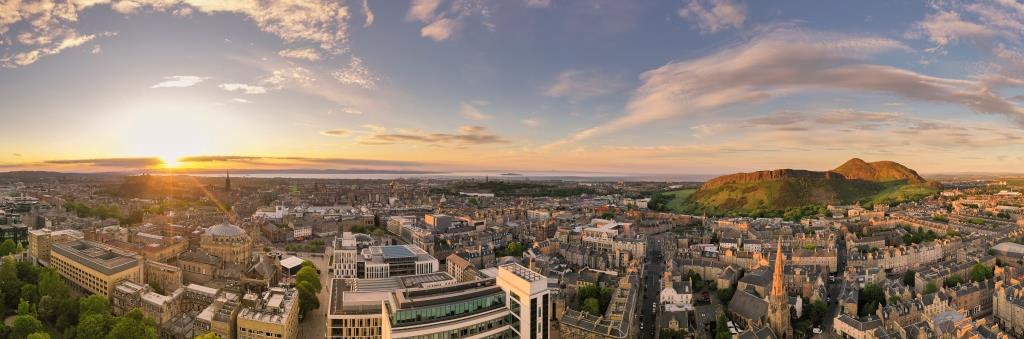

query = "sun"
[159, 155, 182, 169]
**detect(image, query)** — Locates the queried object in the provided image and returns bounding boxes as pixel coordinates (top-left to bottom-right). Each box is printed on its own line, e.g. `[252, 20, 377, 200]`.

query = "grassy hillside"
[667, 158, 939, 218]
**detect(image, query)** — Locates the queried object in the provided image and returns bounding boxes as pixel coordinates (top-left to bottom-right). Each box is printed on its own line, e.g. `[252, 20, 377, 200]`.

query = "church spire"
[768, 237, 792, 338]
[771, 237, 785, 297]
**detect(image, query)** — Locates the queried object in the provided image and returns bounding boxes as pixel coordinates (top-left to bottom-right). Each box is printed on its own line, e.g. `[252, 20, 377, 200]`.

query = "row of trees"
[295, 261, 321, 319]
[0, 255, 158, 339]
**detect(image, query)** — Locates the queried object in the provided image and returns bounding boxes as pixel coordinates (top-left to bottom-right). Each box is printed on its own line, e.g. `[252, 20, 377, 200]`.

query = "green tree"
[924, 282, 938, 294]
[107, 308, 157, 339]
[194, 333, 220, 339]
[717, 288, 735, 305]
[969, 263, 994, 282]
[902, 270, 916, 287]
[296, 280, 319, 319]
[295, 266, 321, 293]
[77, 314, 109, 339]
[38, 268, 68, 299]
[0, 239, 17, 256]
[37, 296, 59, 323]
[20, 284, 38, 304]
[79, 295, 111, 320]
[27, 332, 51, 339]
[16, 261, 39, 284]
[11, 314, 44, 339]
[715, 314, 731, 339]
[582, 298, 601, 316]
[502, 242, 525, 257]
[18, 298, 33, 315]
[944, 275, 964, 288]
[0, 255, 23, 308]
[809, 300, 828, 325]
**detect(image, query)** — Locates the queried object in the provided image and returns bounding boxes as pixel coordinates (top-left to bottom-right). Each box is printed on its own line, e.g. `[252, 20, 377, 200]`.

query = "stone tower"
[768, 238, 792, 338]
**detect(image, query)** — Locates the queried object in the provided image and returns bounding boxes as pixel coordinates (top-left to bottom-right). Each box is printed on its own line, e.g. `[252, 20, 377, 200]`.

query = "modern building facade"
[380, 263, 549, 339]
[50, 239, 144, 297]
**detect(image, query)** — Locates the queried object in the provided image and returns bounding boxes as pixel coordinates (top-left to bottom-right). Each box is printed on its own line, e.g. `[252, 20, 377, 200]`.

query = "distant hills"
[674, 158, 940, 216]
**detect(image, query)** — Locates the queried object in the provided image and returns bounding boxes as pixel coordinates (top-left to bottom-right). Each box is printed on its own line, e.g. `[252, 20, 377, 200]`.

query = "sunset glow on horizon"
[3, 0, 1024, 175]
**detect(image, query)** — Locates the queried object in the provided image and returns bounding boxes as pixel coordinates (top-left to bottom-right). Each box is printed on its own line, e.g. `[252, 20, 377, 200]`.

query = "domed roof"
[206, 222, 246, 237]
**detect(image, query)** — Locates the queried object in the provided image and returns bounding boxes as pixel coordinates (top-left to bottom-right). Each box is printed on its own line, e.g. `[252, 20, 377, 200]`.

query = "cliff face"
[701, 169, 840, 189]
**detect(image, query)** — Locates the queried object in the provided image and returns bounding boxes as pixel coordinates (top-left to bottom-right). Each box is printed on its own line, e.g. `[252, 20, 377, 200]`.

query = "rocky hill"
[687, 158, 939, 215]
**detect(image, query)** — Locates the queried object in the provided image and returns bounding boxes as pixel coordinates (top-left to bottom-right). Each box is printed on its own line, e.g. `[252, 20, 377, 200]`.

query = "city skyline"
[4, 0, 1024, 175]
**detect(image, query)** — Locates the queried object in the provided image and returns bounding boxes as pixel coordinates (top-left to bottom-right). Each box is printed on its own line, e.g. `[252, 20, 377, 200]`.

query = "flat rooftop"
[52, 240, 140, 275]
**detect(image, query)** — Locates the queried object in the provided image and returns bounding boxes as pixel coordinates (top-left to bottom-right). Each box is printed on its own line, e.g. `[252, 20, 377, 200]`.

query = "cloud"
[231, 98, 251, 104]
[362, 0, 374, 27]
[814, 110, 901, 124]
[44, 157, 164, 167]
[151, 75, 209, 88]
[526, 0, 551, 8]
[0, 0, 354, 68]
[549, 28, 1024, 147]
[745, 111, 806, 126]
[907, 10, 1000, 52]
[359, 125, 509, 146]
[421, 17, 457, 41]
[522, 118, 541, 127]
[1, 29, 109, 68]
[407, 0, 443, 22]
[91, 45, 102, 54]
[678, 0, 747, 34]
[320, 129, 349, 137]
[178, 155, 421, 167]
[406, 0, 493, 42]
[277, 48, 321, 61]
[459, 102, 491, 120]
[218, 83, 267, 94]
[544, 70, 624, 101]
[332, 56, 378, 90]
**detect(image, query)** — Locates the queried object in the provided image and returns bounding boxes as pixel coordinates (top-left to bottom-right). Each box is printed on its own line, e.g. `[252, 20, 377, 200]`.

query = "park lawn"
[665, 189, 697, 211]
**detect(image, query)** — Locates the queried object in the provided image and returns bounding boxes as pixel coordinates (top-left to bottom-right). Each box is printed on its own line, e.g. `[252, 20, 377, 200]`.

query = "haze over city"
[3, 0, 1024, 175]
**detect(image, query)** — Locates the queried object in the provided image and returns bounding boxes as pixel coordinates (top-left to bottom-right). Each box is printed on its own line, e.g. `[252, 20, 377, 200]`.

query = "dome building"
[200, 222, 252, 265]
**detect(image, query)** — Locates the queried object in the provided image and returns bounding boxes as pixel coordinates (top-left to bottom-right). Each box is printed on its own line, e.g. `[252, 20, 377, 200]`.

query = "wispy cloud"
[525, 0, 551, 9]
[678, 0, 747, 34]
[407, 0, 443, 22]
[522, 118, 541, 127]
[218, 83, 267, 94]
[332, 57, 379, 90]
[549, 27, 1024, 147]
[320, 129, 350, 137]
[0, 0, 353, 68]
[151, 76, 209, 88]
[406, 0, 494, 42]
[44, 157, 164, 167]
[544, 70, 624, 101]
[459, 102, 491, 120]
[362, 0, 375, 27]
[277, 48, 322, 61]
[359, 125, 509, 146]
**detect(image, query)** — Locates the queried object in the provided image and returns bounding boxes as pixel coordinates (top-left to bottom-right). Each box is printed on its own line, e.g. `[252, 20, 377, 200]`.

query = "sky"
[3, 0, 1024, 175]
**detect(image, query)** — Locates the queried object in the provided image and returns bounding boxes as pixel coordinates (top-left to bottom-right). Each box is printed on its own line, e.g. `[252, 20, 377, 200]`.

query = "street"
[292, 252, 330, 339]
[641, 233, 667, 338]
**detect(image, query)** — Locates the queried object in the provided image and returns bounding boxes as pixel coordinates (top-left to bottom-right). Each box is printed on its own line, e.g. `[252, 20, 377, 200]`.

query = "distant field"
[664, 188, 697, 211]
[866, 183, 938, 206]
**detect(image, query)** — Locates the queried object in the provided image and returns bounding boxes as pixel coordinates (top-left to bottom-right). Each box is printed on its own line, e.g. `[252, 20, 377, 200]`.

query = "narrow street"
[293, 252, 330, 339]
[641, 234, 666, 338]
